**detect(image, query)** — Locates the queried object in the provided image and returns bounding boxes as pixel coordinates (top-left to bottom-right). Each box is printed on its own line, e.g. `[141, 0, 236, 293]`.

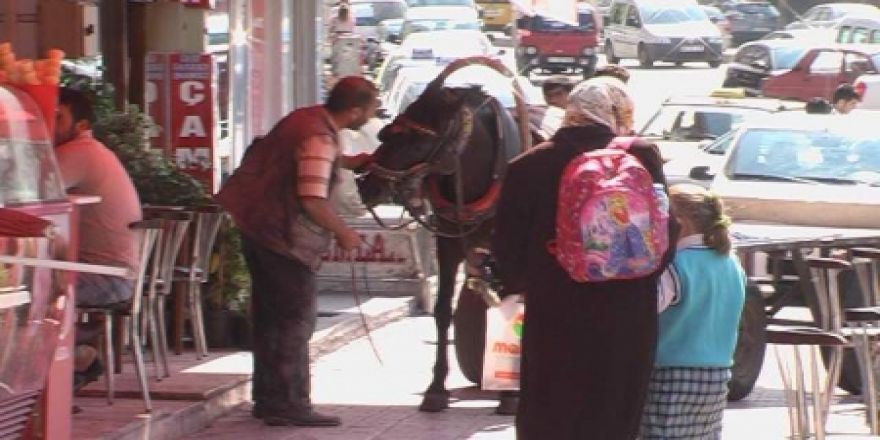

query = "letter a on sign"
[180, 115, 207, 138]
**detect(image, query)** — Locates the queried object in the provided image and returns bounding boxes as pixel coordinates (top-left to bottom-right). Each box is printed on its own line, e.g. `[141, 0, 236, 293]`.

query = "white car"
[381, 63, 542, 119]
[703, 112, 880, 228]
[375, 29, 499, 92]
[855, 73, 880, 110]
[351, 0, 408, 40]
[785, 3, 880, 31]
[398, 5, 481, 41]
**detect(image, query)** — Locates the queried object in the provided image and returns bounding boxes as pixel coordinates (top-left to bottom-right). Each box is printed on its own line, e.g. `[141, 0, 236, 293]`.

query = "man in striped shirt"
[216, 76, 378, 428]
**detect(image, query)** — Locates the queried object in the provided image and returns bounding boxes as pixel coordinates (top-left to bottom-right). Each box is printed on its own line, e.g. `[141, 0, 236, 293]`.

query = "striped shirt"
[297, 134, 338, 199]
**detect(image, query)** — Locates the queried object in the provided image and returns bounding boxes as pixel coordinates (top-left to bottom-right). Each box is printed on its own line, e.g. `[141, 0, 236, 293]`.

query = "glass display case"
[0, 83, 78, 439]
[0, 85, 65, 207]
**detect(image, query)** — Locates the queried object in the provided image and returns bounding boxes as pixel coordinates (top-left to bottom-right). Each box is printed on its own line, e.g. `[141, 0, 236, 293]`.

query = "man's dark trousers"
[242, 235, 317, 415]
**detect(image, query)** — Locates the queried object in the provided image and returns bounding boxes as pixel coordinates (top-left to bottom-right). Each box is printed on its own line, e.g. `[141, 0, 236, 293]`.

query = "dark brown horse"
[357, 77, 523, 413]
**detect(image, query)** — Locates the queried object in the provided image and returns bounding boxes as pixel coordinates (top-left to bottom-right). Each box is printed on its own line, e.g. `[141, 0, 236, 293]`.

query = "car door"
[802, 49, 845, 100]
[843, 51, 877, 84]
[605, 2, 630, 55]
[620, 4, 641, 57]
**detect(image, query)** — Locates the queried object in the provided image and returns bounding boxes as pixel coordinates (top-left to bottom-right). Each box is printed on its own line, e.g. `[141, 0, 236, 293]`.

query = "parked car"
[835, 15, 880, 44]
[721, 1, 781, 46]
[375, 29, 499, 92]
[722, 39, 811, 95]
[663, 129, 735, 187]
[397, 5, 481, 41]
[515, 3, 601, 78]
[761, 28, 836, 43]
[762, 45, 880, 102]
[702, 5, 732, 49]
[696, 112, 880, 228]
[604, 0, 724, 68]
[381, 63, 542, 118]
[352, 0, 408, 40]
[854, 73, 880, 110]
[785, 3, 880, 31]
[638, 92, 802, 162]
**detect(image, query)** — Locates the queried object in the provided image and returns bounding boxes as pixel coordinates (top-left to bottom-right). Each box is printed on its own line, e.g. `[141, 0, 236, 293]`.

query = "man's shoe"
[263, 410, 341, 427]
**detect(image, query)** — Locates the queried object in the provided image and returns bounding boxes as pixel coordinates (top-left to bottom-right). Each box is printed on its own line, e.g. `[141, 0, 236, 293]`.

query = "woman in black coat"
[492, 77, 678, 440]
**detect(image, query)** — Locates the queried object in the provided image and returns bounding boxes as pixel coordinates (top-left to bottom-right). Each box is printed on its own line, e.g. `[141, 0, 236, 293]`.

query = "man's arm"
[297, 135, 361, 250]
[338, 152, 373, 172]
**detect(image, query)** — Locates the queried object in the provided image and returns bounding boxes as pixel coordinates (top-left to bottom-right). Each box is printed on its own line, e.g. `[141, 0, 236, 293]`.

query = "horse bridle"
[364, 107, 481, 237]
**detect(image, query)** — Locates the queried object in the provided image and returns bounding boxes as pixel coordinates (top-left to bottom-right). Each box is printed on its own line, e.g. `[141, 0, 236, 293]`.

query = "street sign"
[145, 52, 217, 193]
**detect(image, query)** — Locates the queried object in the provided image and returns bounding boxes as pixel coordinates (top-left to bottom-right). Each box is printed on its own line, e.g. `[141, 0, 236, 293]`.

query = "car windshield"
[531, 12, 595, 32]
[727, 128, 880, 185]
[771, 46, 808, 70]
[394, 66, 535, 114]
[641, 5, 707, 25]
[353, 3, 407, 26]
[735, 3, 779, 16]
[641, 106, 763, 141]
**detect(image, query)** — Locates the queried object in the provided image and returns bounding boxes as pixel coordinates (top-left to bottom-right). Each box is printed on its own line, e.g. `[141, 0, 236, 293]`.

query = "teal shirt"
[656, 240, 746, 368]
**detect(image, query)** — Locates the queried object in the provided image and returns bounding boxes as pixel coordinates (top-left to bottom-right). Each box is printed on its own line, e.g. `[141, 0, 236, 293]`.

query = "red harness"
[426, 177, 502, 224]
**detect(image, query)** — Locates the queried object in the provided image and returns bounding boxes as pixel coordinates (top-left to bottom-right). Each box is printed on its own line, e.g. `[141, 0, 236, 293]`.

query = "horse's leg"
[419, 236, 464, 412]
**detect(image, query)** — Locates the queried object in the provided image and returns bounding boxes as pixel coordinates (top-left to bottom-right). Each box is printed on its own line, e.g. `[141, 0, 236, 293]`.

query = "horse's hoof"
[494, 393, 518, 415]
[419, 392, 450, 412]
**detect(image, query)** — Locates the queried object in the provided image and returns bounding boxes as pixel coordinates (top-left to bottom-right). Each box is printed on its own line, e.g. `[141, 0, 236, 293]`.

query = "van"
[515, 3, 601, 79]
[476, 0, 514, 34]
[604, 0, 724, 68]
[835, 15, 880, 44]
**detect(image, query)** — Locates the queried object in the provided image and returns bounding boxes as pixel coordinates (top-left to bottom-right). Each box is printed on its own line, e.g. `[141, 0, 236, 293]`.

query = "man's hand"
[340, 153, 373, 172]
[336, 227, 363, 251]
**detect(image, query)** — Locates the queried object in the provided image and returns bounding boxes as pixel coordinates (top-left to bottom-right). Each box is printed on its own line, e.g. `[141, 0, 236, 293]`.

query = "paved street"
[185, 314, 876, 440]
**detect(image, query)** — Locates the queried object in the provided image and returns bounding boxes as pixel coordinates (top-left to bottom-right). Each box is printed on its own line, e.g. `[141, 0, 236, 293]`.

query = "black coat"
[492, 124, 679, 440]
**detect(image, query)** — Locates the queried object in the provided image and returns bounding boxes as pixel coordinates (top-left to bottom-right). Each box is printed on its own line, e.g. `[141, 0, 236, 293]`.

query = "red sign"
[145, 52, 216, 193]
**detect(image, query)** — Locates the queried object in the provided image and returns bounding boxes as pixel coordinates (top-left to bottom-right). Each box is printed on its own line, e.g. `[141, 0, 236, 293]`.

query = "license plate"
[547, 56, 575, 63]
[680, 45, 705, 52]
[484, 9, 501, 17]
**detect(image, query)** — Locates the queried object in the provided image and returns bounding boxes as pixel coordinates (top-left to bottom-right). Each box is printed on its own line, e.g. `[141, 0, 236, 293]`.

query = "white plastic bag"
[481, 295, 524, 391]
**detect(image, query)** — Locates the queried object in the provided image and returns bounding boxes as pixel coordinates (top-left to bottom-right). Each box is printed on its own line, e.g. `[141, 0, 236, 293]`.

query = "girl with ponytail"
[641, 184, 746, 439]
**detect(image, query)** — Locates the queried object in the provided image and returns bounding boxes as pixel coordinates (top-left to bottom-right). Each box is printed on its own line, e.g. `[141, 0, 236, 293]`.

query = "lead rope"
[348, 239, 384, 365]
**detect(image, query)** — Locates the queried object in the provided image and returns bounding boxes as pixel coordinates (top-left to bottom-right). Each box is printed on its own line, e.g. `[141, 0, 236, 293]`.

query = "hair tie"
[713, 215, 732, 230]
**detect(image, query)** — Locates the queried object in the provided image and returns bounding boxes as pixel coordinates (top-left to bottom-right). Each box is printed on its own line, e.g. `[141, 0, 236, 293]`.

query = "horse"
[357, 76, 524, 414]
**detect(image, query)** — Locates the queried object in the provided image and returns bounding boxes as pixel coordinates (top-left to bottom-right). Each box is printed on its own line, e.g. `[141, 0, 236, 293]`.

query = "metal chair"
[76, 219, 162, 412]
[845, 247, 880, 434]
[173, 205, 224, 358]
[142, 208, 193, 379]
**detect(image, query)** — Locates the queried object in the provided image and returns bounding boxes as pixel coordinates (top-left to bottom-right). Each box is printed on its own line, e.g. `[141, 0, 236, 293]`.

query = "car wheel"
[722, 77, 739, 88]
[674, 61, 684, 67]
[708, 60, 722, 68]
[605, 41, 619, 64]
[638, 45, 653, 68]
[728, 287, 767, 401]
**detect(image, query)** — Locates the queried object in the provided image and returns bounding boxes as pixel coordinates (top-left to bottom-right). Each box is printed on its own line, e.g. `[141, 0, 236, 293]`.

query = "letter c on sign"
[180, 81, 205, 106]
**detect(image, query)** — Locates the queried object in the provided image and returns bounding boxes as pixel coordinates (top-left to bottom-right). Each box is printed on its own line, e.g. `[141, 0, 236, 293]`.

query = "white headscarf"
[561, 76, 635, 136]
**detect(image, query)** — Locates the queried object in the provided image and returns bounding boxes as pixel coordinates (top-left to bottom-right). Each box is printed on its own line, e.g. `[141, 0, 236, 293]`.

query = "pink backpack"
[549, 137, 669, 282]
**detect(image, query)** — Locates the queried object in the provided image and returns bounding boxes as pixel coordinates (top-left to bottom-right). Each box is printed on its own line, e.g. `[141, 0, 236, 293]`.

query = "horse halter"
[366, 107, 474, 187]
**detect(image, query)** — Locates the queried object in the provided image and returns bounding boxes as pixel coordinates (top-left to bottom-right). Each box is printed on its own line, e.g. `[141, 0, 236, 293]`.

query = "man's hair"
[542, 75, 575, 96]
[832, 84, 861, 104]
[59, 87, 96, 124]
[805, 97, 833, 114]
[325, 76, 377, 113]
[593, 64, 630, 83]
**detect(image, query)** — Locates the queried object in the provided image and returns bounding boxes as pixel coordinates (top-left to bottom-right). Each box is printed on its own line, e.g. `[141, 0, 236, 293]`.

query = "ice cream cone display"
[0, 44, 64, 86]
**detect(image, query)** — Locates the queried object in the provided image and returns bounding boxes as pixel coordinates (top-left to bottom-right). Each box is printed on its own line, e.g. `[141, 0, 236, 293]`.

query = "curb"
[310, 297, 417, 360]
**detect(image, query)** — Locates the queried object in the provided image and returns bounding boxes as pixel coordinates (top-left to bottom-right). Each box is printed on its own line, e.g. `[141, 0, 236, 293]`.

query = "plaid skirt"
[640, 367, 730, 440]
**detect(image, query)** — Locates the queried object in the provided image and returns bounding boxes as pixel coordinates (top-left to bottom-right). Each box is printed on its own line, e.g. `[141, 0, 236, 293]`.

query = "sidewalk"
[181, 315, 879, 440]
[71, 291, 416, 440]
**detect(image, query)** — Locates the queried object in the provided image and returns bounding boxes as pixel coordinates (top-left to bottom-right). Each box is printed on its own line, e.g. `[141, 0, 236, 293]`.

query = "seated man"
[54, 87, 143, 386]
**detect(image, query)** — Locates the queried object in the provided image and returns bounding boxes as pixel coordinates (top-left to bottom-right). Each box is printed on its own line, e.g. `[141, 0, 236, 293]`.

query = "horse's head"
[358, 80, 479, 209]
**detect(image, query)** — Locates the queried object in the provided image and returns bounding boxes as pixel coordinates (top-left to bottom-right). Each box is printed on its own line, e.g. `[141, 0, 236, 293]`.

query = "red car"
[515, 3, 601, 79]
[762, 44, 880, 101]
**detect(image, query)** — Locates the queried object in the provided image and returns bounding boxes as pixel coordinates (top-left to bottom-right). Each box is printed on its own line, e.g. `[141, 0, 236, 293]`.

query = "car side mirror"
[497, 48, 507, 56]
[626, 18, 641, 27]
[389, 35, 401, 44]
[689, 165, 715, 181]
